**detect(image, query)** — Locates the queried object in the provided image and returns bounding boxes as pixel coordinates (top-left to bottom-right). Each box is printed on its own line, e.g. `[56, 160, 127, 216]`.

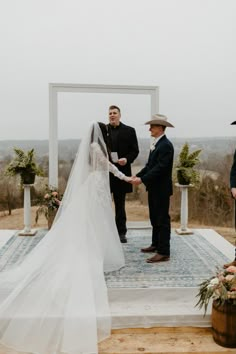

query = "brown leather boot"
[141, 246, 157, 253]
[146, 253, 170, 263]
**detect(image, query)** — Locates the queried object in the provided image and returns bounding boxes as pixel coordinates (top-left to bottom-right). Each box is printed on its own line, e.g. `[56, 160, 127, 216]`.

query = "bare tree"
[0, 173, 22, 215]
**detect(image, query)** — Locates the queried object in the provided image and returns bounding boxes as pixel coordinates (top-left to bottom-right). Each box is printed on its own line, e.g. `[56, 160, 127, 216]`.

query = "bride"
[0, 122, 130, 354]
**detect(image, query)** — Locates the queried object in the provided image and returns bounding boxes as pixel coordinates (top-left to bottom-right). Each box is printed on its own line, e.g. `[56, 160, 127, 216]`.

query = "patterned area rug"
[105, 228, 229, 288]
[0, 229, 46, 271]
[0, 228, 229, 288]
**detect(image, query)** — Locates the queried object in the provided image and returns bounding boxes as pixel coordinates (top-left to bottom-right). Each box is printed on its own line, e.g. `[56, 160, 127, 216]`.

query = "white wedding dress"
[0, 122, 125, 354]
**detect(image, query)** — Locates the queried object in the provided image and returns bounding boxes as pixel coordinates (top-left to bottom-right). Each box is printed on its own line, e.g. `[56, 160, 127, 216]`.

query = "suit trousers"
[148, 191, 171, 256]
[112, 191, 127, 236]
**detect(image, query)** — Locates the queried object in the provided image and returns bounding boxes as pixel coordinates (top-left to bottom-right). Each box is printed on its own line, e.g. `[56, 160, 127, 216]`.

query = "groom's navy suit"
[136, 135, 174, 256]
[230, 149, 236, 261]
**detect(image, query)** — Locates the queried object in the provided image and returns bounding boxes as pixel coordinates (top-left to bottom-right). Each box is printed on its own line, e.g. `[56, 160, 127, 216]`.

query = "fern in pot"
[5, 148, 43, 184]
[175, 143, 202, 185]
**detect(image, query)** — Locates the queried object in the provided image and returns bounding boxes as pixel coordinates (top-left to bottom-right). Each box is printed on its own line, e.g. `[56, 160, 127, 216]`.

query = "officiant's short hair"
[109, 105, 121, 113]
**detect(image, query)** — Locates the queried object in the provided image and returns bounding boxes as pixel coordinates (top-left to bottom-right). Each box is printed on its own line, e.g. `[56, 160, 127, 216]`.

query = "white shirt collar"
[150, 134, 165, 151]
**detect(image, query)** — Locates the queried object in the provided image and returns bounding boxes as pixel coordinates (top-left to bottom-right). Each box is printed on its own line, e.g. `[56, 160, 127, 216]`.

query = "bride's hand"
[124, 176, 132, 183]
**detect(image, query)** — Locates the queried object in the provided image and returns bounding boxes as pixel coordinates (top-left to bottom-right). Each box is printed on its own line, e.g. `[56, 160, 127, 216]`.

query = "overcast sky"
[0, 0, 236, 140]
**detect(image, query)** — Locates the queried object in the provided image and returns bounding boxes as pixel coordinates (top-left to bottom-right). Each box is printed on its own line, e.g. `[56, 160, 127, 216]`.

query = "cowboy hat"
[145, 114, 174, 127]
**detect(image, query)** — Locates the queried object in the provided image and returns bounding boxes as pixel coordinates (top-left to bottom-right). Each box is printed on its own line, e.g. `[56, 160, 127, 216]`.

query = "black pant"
[113, 192, 127, 236]
[148, 192, 171, 256]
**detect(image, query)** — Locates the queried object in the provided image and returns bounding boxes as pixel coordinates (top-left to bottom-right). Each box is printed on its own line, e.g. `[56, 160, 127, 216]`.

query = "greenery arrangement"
[35, 185, 62, 223]
[196, 265, 236, 315]
[175, 143, 202, 185]
[5, 148, 43, 184]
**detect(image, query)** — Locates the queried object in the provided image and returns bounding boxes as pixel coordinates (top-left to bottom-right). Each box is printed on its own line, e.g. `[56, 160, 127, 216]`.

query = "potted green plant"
[175, 143, 201, 185]
[35, 185, 62, 229]
[5, 148, 43, 184]
[196, 265, 236, 347]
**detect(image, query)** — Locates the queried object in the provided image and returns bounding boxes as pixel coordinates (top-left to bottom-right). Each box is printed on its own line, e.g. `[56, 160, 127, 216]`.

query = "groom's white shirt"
[150, 134, 165, 151]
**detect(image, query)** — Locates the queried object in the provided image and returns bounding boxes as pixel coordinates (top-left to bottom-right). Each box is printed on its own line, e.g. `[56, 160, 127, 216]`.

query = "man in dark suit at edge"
[107, 105, 139, 243]
[131, 114, 174, 262]
[224, 120, 236, 268]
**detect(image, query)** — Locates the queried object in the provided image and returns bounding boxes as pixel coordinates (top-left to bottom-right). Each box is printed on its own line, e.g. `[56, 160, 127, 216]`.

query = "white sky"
[0, 0, 236, 140]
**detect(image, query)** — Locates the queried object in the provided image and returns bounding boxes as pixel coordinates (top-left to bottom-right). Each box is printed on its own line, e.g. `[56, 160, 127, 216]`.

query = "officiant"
[107, 105, 139, 243]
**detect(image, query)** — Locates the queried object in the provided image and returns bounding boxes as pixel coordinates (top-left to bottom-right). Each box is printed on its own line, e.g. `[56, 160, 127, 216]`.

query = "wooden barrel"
[212, 300, 236, 348]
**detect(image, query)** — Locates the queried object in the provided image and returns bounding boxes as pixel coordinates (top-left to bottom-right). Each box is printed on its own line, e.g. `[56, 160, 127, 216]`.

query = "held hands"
[129, 176, 142, 185]
[131, 177, 142, 185]
[124, 176, 132, 183]
[123, 176, 142, 185]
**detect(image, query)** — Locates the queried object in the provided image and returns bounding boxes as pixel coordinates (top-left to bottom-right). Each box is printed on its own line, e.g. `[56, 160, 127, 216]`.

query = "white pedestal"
[175, 183, 193, 235]
[18, 184, 37, 236]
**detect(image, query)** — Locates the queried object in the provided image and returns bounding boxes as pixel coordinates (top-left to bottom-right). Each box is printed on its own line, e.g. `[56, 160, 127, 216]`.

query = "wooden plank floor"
[0, 327, 235, 353]
[99, 327, 236, 354]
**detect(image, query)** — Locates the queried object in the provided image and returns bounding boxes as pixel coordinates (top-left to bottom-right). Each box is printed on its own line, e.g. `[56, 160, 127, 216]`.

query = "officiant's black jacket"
[136, 135, 174, 196]
[107, 122, 139, 193]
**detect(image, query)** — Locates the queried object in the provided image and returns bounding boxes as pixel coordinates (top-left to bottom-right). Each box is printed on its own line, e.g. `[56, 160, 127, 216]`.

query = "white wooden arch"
[49, 83, 159, 187]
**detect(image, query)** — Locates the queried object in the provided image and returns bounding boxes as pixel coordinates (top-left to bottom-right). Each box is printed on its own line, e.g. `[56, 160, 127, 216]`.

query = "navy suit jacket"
[230, 150, 236, 189]
[136, 135, 174, 196]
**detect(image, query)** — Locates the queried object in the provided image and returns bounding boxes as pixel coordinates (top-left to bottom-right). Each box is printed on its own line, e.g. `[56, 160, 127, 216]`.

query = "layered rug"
[0, 229, 46, 271]
[105, 228, 230, 288]
[0, 228, 230, 287]
[0, 227, 232, 327]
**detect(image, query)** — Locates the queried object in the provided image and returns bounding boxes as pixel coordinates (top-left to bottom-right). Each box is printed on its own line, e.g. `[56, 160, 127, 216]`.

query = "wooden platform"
[0, 327, 235, 354]
[99, 327, 236, 353]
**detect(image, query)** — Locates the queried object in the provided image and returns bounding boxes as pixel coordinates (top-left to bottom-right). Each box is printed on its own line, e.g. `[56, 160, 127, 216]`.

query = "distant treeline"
[0, 142, 235, 227]
[0, 136, 236, 167]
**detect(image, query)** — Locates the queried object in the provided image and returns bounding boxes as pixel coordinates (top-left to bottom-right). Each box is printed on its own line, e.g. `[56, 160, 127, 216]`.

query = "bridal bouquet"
[196, 265, 236, 314]
[35, 185, 63, 223]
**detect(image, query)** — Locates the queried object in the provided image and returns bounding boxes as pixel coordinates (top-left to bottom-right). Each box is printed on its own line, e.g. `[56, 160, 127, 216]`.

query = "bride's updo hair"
[97, 122, 111, 160]
[97, 122, 107, 143]
[89, 122, 111, 163]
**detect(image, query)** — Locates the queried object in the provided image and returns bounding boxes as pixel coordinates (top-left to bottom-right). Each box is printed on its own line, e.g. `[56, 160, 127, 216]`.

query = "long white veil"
[0, 121, 125, 354]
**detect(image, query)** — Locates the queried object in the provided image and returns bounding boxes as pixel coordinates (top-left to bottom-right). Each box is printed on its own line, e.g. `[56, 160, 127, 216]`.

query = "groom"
[131, 114, 174, 262]
[224, 120, 236, 268]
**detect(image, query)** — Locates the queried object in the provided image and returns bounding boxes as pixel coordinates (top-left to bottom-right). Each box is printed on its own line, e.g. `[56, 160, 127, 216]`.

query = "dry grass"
[0, 206, 47, 230]
[0, 201, 235, 246]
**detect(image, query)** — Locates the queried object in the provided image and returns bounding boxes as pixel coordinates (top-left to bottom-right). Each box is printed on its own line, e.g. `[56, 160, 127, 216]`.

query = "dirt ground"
[0, 200, 235, 246]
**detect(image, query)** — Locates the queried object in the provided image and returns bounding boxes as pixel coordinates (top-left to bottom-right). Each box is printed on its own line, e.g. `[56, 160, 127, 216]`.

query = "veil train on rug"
[0, 121, 125, 354]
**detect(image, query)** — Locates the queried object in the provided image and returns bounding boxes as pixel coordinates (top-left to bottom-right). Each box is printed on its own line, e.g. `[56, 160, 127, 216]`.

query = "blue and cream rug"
[0, 228, 230, 288]
[105, 228, 230, 288]
[0, 229, 46, 271]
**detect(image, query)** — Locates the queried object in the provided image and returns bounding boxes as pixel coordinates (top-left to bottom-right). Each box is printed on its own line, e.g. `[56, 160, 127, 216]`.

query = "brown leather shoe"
[223, 260, 236, 269]
[141, 246, 157, 253]
[146, 253, 170, 263]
